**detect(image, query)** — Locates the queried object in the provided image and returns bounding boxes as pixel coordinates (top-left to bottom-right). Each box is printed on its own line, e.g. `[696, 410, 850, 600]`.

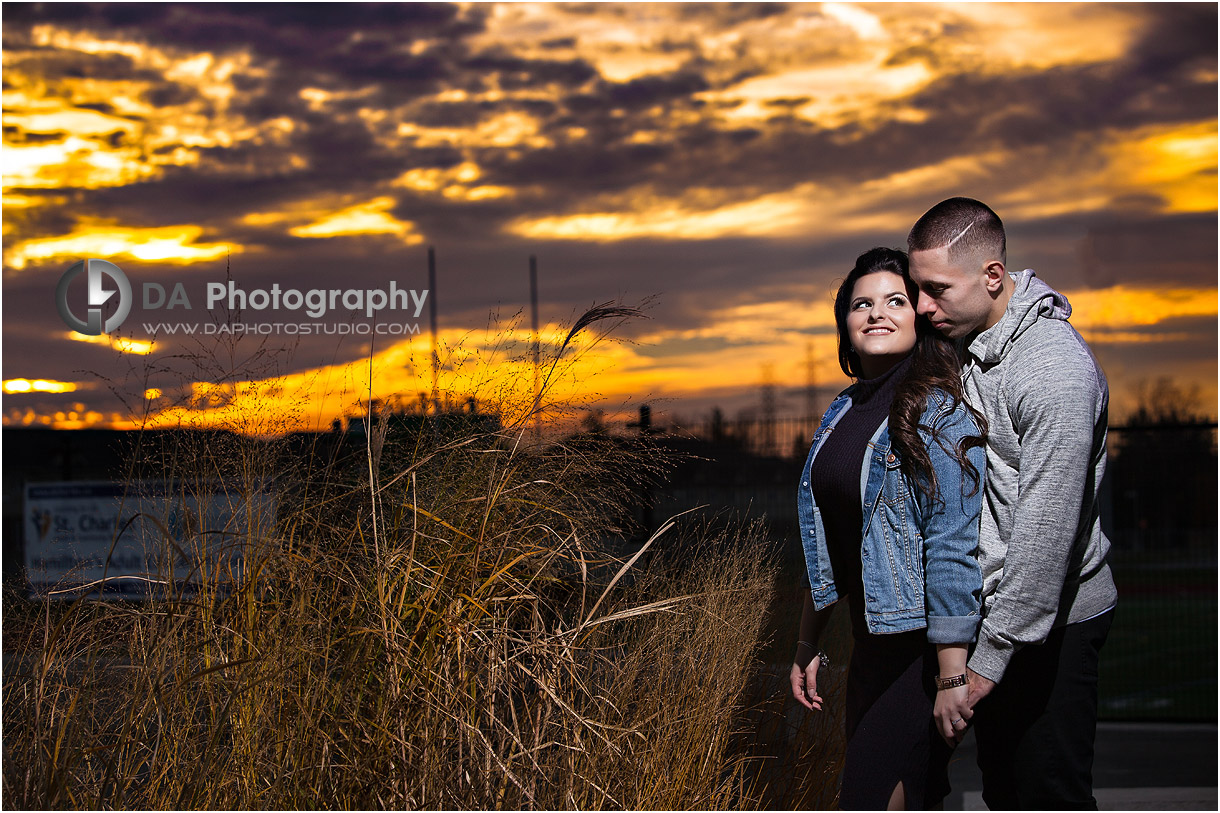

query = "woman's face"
[846, 271, 917, 377]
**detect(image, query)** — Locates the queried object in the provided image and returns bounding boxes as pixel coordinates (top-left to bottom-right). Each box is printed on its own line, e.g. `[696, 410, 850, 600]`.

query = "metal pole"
[805, 340, 816, 420]
[530, 255, 540, 439]
[428, 246, 438, 414]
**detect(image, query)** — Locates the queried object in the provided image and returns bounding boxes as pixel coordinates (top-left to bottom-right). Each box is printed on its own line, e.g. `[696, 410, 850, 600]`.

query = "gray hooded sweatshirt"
[964, 269, 1118, 683]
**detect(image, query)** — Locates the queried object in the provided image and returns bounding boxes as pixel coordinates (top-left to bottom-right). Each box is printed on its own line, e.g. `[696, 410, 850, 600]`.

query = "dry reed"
[3, 304, 847, 810]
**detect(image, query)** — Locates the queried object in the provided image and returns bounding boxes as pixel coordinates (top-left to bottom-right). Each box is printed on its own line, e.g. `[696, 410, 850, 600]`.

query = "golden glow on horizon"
[67, 331, 155, 355]
[5, 221, 236, 270]
[92, 277, 1210, 432]
[4, 378, 79, 394]
[125, 322, 647, 433]
[5, 273, 1216, 430]
[289, 197, 424, 242]
[3, 405, 132, 429]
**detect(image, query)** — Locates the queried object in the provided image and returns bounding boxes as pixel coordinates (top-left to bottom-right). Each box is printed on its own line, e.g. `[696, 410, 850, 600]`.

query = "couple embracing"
[791, 198, 1117, 810]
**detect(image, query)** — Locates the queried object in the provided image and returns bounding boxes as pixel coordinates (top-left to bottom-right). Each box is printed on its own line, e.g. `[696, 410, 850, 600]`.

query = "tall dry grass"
[3, 304, 845, 809]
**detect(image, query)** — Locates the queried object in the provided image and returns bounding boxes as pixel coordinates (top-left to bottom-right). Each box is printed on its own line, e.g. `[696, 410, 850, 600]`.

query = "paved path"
[945, 722, 1218, 810]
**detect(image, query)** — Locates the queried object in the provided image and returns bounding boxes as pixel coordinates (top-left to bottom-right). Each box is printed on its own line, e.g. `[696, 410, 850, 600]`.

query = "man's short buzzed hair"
[908, 197, 1006, 265]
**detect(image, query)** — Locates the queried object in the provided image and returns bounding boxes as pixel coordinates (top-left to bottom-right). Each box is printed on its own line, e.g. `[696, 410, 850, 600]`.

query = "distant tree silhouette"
[580, 408, 607, 435]
[710, 407, 727, 444]
[1108, 378, 1217, 550]
[1127, 377, 1209, 426]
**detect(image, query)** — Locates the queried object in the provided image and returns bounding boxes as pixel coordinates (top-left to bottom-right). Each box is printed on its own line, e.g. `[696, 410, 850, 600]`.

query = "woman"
[789, 247, 986, 810]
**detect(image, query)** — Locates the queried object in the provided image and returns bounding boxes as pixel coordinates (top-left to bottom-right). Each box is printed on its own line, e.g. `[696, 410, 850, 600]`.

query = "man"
[907, 197, 1118, 810]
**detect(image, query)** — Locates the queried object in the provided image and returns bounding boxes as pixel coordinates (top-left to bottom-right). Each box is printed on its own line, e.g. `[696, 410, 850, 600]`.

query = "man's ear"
[982, 259, 1006, 293]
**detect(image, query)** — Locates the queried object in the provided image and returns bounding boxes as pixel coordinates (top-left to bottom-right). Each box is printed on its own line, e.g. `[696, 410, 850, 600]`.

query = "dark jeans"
[974, 609, 1114, 810]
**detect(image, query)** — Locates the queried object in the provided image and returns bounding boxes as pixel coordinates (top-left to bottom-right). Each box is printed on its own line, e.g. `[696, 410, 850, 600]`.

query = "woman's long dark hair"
[833, 247, 987, 502]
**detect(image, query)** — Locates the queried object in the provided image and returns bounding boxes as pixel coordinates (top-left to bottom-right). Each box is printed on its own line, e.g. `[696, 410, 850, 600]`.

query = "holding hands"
[933, 644, 975, 745]
[933, 677, 972, 744]
[933, 666, 998, 743]
[966, 667, 996, 706]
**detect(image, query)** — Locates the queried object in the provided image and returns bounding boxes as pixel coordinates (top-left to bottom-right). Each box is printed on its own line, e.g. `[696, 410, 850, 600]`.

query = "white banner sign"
[24, 480, 275, 598]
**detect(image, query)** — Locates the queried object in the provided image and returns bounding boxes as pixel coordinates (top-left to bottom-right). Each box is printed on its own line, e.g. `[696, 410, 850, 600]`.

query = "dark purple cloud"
[2, 2, 1215, 425]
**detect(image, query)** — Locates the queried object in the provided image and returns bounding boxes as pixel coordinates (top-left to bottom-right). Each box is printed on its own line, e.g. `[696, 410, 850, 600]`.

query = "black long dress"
[809, 358, 952, 809]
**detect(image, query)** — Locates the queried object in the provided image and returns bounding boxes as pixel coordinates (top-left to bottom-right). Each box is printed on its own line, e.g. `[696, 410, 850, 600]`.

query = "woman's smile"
[846, 271, 917, 377]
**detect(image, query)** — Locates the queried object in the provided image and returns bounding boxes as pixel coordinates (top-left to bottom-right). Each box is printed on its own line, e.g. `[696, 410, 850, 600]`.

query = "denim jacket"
[798, 387, 985, 643]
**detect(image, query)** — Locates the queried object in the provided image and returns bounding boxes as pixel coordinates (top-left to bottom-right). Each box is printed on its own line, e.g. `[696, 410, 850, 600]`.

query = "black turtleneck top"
[810, 355, 912, 637]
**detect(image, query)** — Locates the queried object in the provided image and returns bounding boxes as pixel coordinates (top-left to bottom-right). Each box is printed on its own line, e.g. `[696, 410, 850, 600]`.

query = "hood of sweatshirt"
[966, 269, 1072, 365]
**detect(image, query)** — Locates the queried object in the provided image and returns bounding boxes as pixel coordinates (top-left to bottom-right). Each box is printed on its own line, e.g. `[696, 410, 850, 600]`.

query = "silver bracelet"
[796, 641, 829, 668]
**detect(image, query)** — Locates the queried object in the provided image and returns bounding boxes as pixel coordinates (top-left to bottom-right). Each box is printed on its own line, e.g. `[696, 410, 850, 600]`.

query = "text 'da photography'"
[3, 3, 1216, 811]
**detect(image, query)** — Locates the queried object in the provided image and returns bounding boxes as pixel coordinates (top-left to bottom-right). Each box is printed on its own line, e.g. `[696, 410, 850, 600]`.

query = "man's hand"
[967, 667, 996, 707]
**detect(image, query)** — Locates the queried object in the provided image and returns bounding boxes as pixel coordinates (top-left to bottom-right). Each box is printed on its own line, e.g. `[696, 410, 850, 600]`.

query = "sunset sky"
[3, 2, 1217, 433]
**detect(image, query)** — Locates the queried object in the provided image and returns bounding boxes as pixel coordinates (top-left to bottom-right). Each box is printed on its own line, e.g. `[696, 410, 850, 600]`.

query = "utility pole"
[760, 362, 777, 457]
[530, 255, 540, 439]
[428, 245, 438, 414]
[805, 340, 817, 420]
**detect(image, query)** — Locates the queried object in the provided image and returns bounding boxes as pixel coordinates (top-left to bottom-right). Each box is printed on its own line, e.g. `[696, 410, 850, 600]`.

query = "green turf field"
[1099, 560, 1217, 721]
[766, 558, 1217, 721]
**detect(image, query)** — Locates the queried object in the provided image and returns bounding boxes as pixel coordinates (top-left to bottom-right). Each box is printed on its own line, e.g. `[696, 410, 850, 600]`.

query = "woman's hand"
[790, 654, 824, 711]
[933, 683, 972, 745]
[933, 643, 971, 744]
[791, 590, 832, 711]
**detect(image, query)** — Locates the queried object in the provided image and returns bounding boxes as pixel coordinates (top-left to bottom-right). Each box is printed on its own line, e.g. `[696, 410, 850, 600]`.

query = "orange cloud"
[67, 331, 155, 355]
[4, 378, 80, 394]
[1108, 121, 1218, 213]
[288, 197, 424, 242]
[5, 220, 237, 270]
[1064, 285, 1217, 329]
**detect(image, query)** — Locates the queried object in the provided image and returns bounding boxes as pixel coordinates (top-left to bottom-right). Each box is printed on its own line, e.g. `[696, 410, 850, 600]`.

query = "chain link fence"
[646, 418, 1217, 722]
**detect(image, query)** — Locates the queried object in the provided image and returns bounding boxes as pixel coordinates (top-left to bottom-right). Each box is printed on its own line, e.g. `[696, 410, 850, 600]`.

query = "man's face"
[908, 246, 994, 339]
